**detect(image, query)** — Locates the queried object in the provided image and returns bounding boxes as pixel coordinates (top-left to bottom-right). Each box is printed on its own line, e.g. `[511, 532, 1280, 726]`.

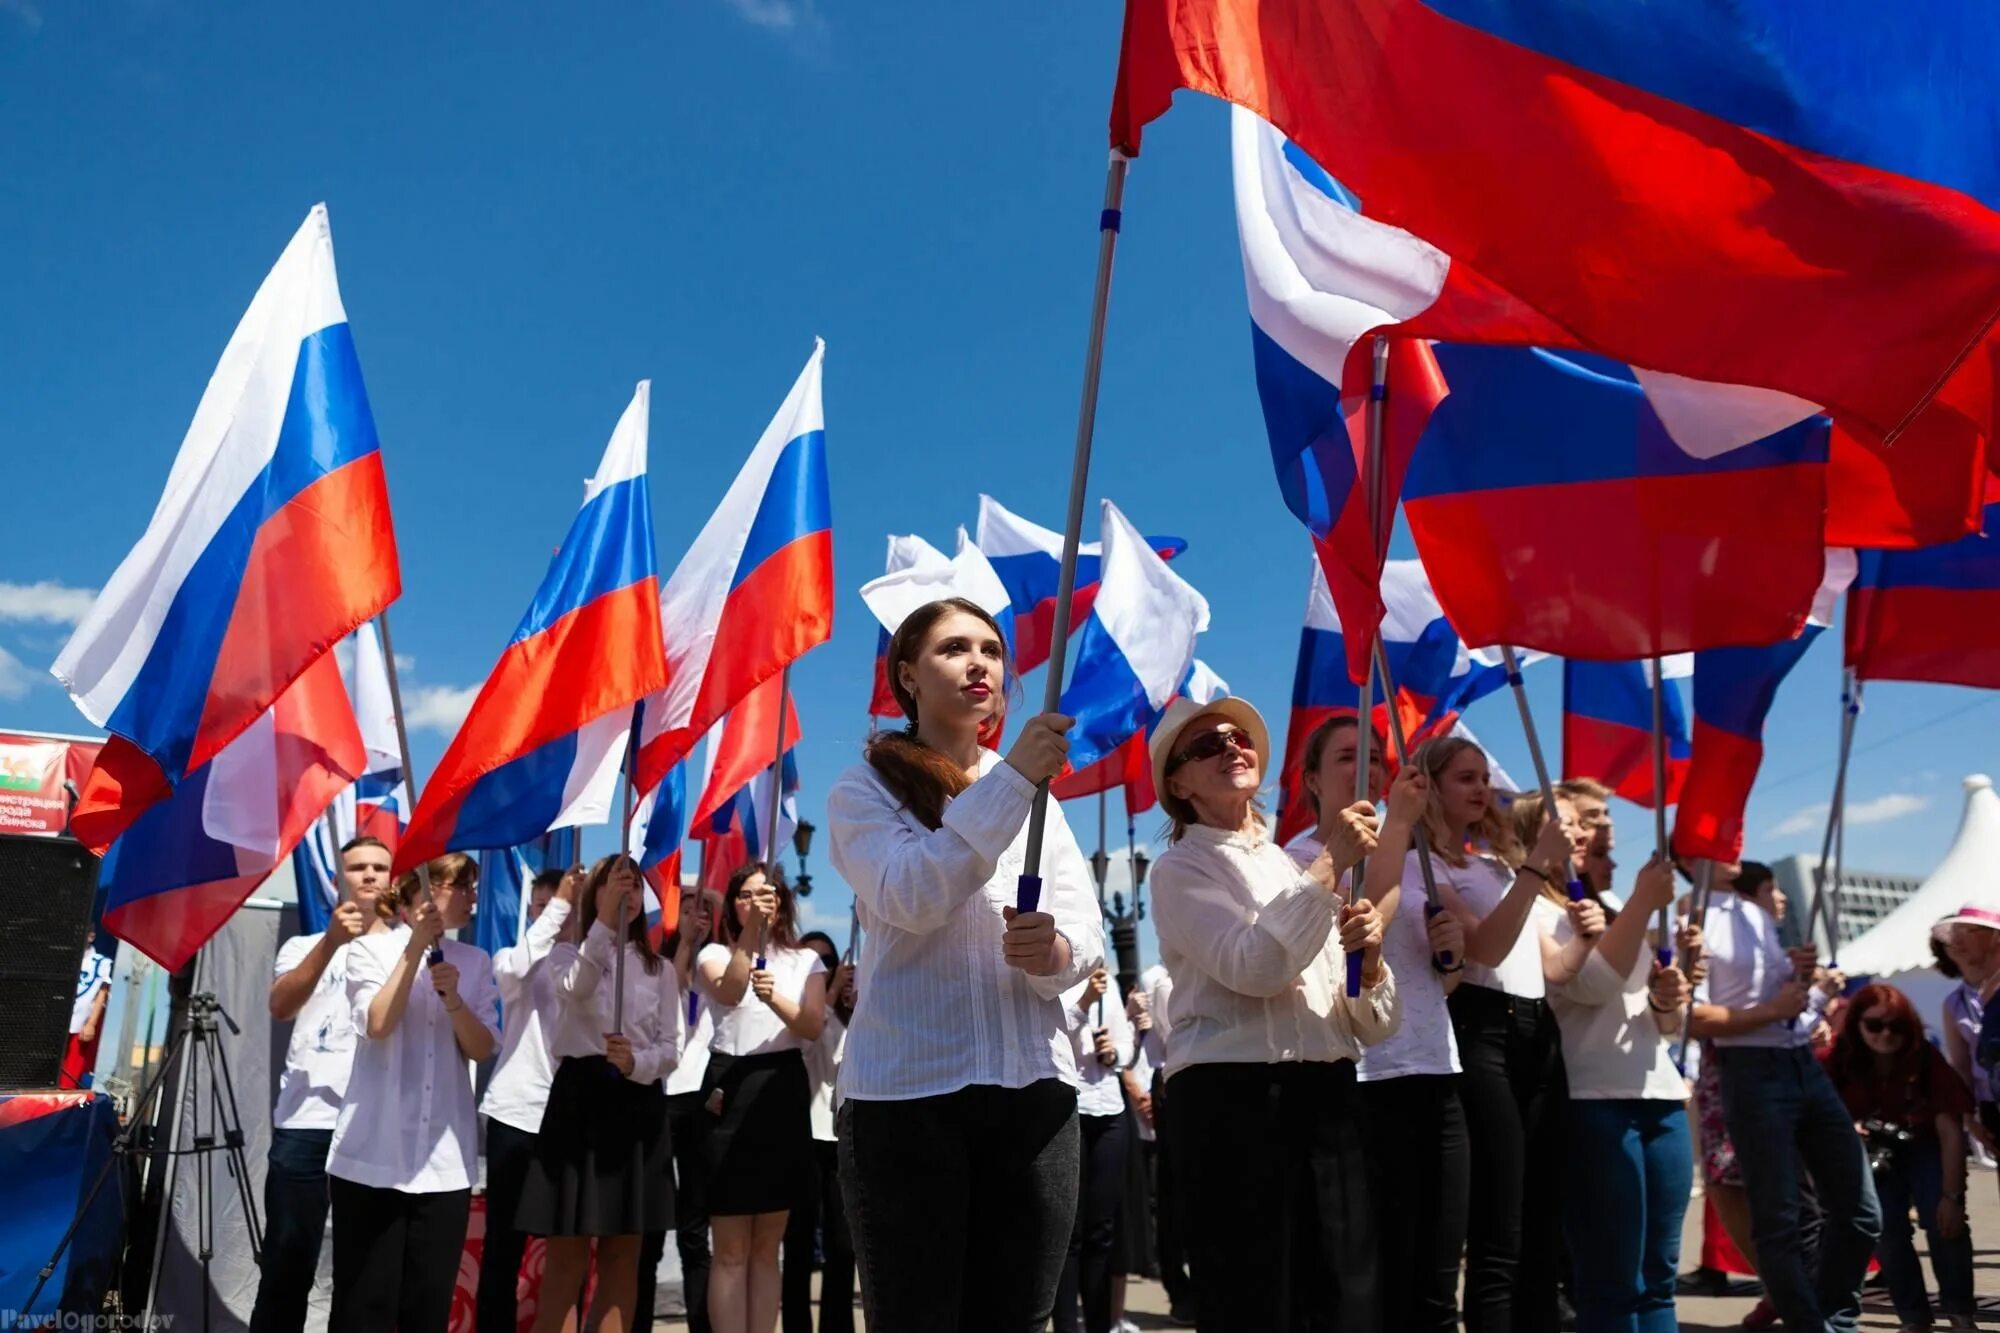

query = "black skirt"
[517, 1054, 673, 1237]
[703, 1048, 811, 1217]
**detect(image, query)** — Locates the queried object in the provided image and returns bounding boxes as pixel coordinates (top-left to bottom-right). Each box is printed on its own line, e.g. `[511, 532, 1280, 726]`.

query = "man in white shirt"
[1693, 863, 1881, 1333]
[248, 836, 393, 1333]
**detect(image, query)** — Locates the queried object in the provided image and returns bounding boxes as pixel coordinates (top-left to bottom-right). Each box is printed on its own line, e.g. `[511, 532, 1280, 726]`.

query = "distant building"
[1769, 853, 1923, 953]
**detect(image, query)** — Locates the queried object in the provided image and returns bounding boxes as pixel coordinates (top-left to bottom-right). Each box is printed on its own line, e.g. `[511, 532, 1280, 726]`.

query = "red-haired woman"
[826, 597, 1102, 1332]
[1824, 983, 1976, 1331]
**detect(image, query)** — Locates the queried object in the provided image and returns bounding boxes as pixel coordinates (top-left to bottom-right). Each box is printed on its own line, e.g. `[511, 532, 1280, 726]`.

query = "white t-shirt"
[697, 943, 828, 1057]
[1060, 977, 1135, 1117]
[1437, 854, 1559, 999]
[272, 932, 361, 1131]
[70, 947, 115, 1035]
[1286, 836, 1461, 1081]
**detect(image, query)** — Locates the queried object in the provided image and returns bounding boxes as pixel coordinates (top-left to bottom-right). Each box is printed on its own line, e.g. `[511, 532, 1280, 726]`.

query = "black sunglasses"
[1170, 725, 1257, 773]
[1860, 1016, 1903, 1036]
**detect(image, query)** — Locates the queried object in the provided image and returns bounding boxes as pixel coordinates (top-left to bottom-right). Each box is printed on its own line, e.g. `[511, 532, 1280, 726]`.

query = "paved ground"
[648, 1174, 2000, 1330]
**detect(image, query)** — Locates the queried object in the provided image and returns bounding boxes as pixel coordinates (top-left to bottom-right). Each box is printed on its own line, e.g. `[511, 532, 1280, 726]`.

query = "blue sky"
[3, 2, 1993, 951]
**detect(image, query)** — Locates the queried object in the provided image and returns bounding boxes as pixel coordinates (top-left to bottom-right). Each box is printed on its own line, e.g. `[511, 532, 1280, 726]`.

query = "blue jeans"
[249, 1127, 333, 1333]
[1873, 1135, 1975, 1324]
[1716, 1047, 1882, 1333]
[1560, 1100, 1690, 1333]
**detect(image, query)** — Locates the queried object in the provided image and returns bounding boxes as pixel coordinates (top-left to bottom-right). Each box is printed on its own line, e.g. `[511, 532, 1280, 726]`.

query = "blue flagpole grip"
[1017, 874, 1043, 914]
[1567, 878, 1587, 903]
[1346, 949, 1364, 997]
[754, 954, 767, 971]
[1657, 945, 1674, 970]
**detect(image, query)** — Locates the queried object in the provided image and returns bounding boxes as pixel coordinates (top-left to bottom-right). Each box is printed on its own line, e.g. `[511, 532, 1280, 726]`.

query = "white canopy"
[1839, 774, 2000, 978]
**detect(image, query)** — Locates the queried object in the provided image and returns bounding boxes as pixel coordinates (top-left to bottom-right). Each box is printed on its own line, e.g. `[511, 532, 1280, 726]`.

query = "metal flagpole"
[1344, 338, 1392, 998]
[1648, 657, 1674, 967]
[1017, 151, 1130, 913]
[373, 609, 444, 965]
[1499, 645, 1586, 902]
[1371, 638, 1453, 971]
[613, 713, 637, 1033]
[756, 664, 793, 972]
[1805, 669, 1860, 958]
[1094, 788, 1109, 1027]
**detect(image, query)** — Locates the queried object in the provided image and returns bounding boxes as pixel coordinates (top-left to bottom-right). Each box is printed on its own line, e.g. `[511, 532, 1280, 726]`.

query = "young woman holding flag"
[825, 597, 1101, 1333]
[1148, 696, 1395, 1331]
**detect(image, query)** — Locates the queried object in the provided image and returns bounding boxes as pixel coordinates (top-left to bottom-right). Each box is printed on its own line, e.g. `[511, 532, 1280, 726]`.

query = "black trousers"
[1359, 1074, 1471, 1333]
[839, 1079, 1079, 1333]
[476, 1118, 538, 1333]
[1450, 985, 1567, 1333]
[248, 1128, 333, 1333]
[638, 1091, 715, 1333]
[1150, 1069, 1193, 1313]
[782, 1138, 857, 1333]
[1167, 1061, 1379, 1333]
[1055, 1109, 1133, 1333]
[328, 1176, 472, 1333]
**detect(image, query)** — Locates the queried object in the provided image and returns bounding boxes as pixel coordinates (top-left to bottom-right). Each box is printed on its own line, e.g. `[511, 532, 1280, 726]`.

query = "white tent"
[1839, 775, 2000, 1008]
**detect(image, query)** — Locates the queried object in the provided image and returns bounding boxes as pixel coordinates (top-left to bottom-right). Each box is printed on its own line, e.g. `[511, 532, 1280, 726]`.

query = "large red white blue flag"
[1562, 657, 1692, 809]
[58, 205, 399, 853]
[1847, 492, 2000, 690]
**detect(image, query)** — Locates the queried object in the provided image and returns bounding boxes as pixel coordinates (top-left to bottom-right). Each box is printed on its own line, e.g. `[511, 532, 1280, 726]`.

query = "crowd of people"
[240, 595, 1991, 1333]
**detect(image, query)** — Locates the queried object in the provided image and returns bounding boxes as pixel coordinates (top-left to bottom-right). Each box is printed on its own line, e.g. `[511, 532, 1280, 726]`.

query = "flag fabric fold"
[397, 382, 666, 870]
[60, 205, 400, 853]
[637, 341, 832, 791]
[868, 535, 951, 717]
[1562, 657, 1692, 809]
[1846, 493, 2000, 689]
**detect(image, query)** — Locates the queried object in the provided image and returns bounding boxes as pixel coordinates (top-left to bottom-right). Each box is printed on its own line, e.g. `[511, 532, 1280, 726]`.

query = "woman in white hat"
[1146, 694, 1396, 1331]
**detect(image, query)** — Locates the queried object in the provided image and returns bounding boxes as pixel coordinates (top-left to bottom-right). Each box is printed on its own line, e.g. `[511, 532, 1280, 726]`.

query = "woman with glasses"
[1824, 983, 1976, 1331]
[1147, 696, 1396, 1331]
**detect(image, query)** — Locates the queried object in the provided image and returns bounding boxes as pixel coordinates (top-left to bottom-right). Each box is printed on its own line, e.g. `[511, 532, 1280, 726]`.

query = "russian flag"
[1233, 110, 1450, 684]
[868, 535, 950, 718]
[637, 341, 832, 792]
[1847, 494, 2000, 690]
[1112, 0, 2000, 462]
[693, 752, 798, 894]
[860, 527, 1016, 662]
[468, 830, 581, 958]
[101, 651, 364, 970]
[57, 206, 400, 853]
[1676, 554, 1857, 863]
[975, 495, 1187, 676]
[630, 762, 687, 944]
[1405, 344, 1831, 660]
[690, 672, 800, 836]
[1053, 658, 1228, 813]
[396, 383, 666, 870]
[1056, 500, 1211, 775]
[1562, 657, 1692, 809]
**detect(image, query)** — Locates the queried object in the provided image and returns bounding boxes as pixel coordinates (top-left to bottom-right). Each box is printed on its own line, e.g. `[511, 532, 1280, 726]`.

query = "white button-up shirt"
[826, 751, 1103, 1102]
[1152, 821, 1399, 1075]
[547, 921, 684, 1087]
[1061, 975, 1135, 1117]
[804, 1014, 847, 1142]
[1696, 892, 1827, 1050]
[479, 900, 571, 1134]
[327, 930, 500, 1193]
[272, 932, 360, 1132]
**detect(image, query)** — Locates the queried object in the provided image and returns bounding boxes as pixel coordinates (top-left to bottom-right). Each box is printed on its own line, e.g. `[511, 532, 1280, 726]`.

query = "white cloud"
[1767, 792, 1929, 838]
[0, 0, 44, 32]
[723, 0, 813, 29]
[403, 684, 479, 734]
[0, 646, 34, 700]
[330, 637, 415, 680]
[795, 896, 851, 939]
[0, 581, 97, 625]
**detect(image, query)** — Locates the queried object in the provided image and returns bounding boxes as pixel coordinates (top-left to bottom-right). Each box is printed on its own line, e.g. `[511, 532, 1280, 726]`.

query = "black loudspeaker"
[0, 834, 100, 1089]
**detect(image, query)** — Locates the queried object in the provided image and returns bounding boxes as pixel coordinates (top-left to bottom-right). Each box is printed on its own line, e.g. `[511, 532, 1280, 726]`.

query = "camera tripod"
[26, 984, 264, 1333]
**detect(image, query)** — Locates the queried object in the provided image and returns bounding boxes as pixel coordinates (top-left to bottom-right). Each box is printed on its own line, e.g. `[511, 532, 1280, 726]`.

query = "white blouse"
[548, 921, 684, 1086]
[1548, 914, 1684, 1100]
[1287, 836, 1460, 1081]
[804, 1014, 847, 1142]
[825, 751, 1103, 1102]
[327, 930, 500, 1194]
[480, 899, 572, 1134]
[1437, 853, 1558, 999]
[1152, 822, 1400, 1074]
[667, 996, 714, 1096]
[1060, 976, 1136, 1117]
[697, 943, 827, 1057]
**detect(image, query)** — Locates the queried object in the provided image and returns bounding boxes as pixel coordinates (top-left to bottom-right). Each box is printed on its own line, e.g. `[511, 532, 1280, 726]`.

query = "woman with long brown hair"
[825, 596, 1101, 1332]
[696, 861, 827, 1333]
[517, 853, 683, 1333]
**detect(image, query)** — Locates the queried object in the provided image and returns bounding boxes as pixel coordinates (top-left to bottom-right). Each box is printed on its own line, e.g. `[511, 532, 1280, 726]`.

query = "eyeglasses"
[1860, 1016, 1903, 1036]
[1170, 725, 1256, 773]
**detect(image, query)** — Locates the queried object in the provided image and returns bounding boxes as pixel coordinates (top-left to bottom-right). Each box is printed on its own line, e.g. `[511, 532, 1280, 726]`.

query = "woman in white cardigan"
[826, 597, 1102, 1333]
[1146, 695, 1396, 1332]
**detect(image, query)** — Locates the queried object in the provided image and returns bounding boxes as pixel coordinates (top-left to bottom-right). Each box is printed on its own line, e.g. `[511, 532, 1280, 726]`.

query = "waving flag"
[101, 653, 363, 969]
[1057, 501, 1210, 774]
[860, 528, 1015, 650]
[1563, 658, 1692, 809]
[1405, 345, 1830, 660]
[694, 752, 799, 893]
[868, 535, 950, 717]
[630, 761, 688, 940]
[468, 831, 580, 958]
[1111, 0, 2000, 461]
[397, 383, 666, 870]
[976, 495, 1187, 675]
[58, 206, 399, 852]
[637, 342, 832, 791]
[1847, 493, 2000, 689]
[690, 672, 800, 834]
[1054, 658, 1229, 813]
[1675, 555, 1857, 863]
